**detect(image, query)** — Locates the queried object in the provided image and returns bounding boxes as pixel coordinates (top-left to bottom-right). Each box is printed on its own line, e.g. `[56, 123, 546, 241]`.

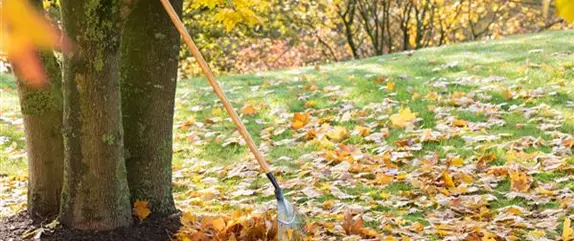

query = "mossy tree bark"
[120, 0, 182, 215]
[59, 0, 133, 230]
[13, 0, 64, 219]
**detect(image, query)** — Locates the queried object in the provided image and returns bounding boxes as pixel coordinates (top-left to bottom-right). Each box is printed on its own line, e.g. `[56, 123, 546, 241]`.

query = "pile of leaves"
[175, 209, 277, 241]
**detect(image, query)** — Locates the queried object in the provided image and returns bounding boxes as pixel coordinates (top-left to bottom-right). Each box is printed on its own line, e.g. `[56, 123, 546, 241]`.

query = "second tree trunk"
[120, 0, 183, 215]
[59, 0, 132, 230]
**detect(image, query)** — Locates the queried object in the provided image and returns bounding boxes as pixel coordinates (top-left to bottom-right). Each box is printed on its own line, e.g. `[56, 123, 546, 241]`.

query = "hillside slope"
[1, 31, 573, 240]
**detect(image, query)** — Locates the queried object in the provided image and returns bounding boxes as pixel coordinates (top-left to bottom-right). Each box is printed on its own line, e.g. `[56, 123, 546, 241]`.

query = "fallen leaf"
[442, 171, 456, 188]
[509, 169, 531, 192]
[386, 82, 395, 91]
[202, 216, 226, 231]
[449, 157, 464, 167]
[327, 126, 349, 142]
[564, 217, 573, 241]
[375, 173, 394, 185]
[240, 104, 257, 115]
[390, 108, 417, 128]
[322, 199, 334, 210]
[133, 200, 151, 221]
[453, 119, 468, 127]
[291, 112, 311, 130]
[374, 75, 386, 83]
[503, 88, 514, 100]
[342, 211, 378, 238]
[304, 100, 317, 108]
[301, 186, 321, 198]
[354, 126, 370, 137]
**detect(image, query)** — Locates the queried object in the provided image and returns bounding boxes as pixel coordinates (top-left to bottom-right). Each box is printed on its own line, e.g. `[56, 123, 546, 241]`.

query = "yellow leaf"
[564, 217, 573, 241]
[442, 171, 455, 188]
[133, 200, 151, 221]
[202, 216, 226, 231]
[556, 0, 574, 22]
[396, 172, 407, 180]
[536, 187, 555, 195]
[211, 108, 223, 116]
[426, 92, 438, 101]
[386, 82, 396, 91]
[390, 108, 417, 128]
[291, 112, 311, 130]
[449, 157, 464, 167]
[240, 104, 257, 115]
[0, 0, 71, 86]
[379, 192, 390, 199]
[355, 126, 371, 137]
[327, 126, 349, 142]
[304, 100, 317, 108]
[375, 173, 394, 185]
[322, 199, 334, 210]
[458, 173, 473, 183]
[528, 229, 545, 238]
[509, 169, 531, 193]
[452, 119, 468, 127]
[181, 212, 198, 225]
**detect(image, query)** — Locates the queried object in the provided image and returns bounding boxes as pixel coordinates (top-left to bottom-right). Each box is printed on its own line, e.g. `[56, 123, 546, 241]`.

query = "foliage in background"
[178, 0, 572, 77]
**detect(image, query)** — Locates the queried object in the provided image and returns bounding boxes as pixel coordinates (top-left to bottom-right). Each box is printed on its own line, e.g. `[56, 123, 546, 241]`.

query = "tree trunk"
[59, 0, 132, 230]
[16, 54, 64, 218]
[13, 0, 64, 219]
[120, 0, 182, 215]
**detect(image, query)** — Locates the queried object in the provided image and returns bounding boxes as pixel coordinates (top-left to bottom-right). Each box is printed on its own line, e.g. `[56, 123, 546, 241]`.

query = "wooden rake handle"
[159, 0, 271, 173]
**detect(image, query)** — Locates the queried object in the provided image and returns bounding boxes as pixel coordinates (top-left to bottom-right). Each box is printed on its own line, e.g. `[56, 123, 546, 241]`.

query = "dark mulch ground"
[0, 212, 181, 241]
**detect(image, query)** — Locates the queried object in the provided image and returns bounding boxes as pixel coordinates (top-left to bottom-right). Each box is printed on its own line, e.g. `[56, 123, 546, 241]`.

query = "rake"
[159, 0, 306, 240]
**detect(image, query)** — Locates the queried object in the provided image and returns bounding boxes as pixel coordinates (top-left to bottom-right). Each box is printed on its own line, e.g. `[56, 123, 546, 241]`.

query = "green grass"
[1, 31, 573, 239]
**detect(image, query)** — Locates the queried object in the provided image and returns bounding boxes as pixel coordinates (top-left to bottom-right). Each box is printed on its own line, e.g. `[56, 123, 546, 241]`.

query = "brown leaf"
[509, 169, 531, 192]
[342, 211, 378, 238]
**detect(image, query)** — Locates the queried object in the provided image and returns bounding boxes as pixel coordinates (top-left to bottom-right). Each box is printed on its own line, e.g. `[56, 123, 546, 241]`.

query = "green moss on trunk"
[120, 0, 182, 215]
[14, 0, 65, 219]
[59, 0, 132, 230]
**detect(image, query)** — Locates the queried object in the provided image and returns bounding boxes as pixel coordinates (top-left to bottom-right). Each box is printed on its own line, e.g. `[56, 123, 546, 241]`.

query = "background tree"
[120, 0, 183, 215]
[58, 0, 133, 230]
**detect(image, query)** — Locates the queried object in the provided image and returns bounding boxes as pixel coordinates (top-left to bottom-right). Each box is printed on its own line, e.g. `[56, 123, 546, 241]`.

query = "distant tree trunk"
[59, 0, 132, 230]
[337, 0, 360, 59]
[14, 0, 64, 219]
[120, 0, 182, 215]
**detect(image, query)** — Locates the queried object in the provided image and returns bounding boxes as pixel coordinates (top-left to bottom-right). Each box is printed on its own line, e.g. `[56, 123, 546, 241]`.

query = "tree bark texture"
[16, 53, 64, 218]
[59, 0, 132, 230]
[120, 0, 182, 215]
[14, 0, 64, 219]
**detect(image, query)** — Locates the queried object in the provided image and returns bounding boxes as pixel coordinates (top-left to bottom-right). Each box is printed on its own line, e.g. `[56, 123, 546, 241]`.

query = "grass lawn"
[1, 31, 573, 240]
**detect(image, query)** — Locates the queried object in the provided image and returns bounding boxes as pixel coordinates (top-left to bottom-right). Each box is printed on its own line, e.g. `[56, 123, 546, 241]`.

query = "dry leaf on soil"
[133, 200, 151, 221]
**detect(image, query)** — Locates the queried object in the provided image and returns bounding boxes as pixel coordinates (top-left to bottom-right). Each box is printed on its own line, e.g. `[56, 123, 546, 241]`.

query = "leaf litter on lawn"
[168, 73, 573, 240]
[2, 34, 574, 240]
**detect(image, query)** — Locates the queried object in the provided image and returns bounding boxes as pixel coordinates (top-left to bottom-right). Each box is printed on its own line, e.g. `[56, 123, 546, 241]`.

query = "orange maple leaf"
[132, 200, 151, 221]
[0, 0, 71, 87]
[291, 112, 311, 130]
